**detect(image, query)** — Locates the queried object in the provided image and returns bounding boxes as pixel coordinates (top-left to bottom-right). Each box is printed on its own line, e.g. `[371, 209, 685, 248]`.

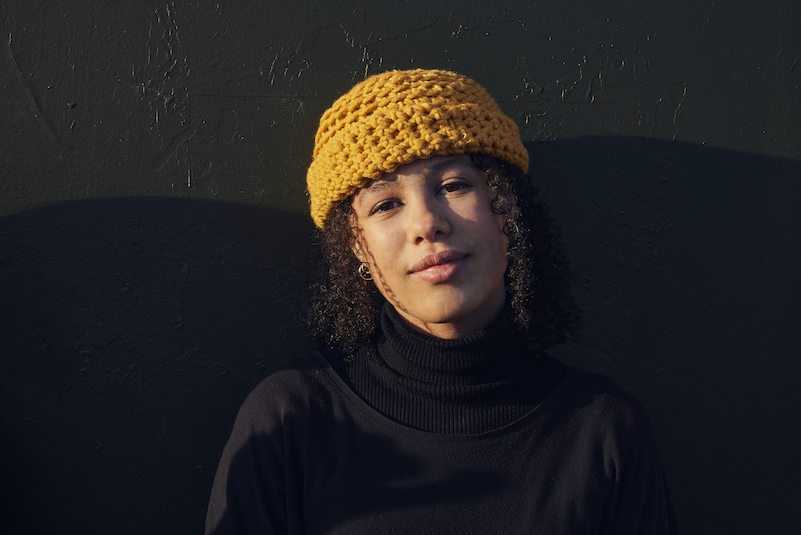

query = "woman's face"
[351, 154, 508, 339]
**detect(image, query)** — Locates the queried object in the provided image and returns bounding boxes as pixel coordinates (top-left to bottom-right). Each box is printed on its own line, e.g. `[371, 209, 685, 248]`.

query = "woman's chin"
[391, 298, 504, 339]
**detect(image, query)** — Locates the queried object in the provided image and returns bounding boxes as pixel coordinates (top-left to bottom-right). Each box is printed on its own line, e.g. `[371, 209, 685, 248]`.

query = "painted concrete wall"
[1, 1, 799, 533]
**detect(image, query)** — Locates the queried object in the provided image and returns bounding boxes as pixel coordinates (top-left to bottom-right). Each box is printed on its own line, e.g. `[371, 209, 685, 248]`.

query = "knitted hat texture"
[306, 69, 529, 228]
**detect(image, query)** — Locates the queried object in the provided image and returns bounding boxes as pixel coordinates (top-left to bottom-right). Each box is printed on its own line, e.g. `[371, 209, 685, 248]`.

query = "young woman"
[205, 69, 677, 534]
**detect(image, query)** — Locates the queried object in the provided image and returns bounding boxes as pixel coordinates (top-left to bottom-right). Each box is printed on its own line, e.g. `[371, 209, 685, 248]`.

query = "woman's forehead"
[362, 154, 476, 190]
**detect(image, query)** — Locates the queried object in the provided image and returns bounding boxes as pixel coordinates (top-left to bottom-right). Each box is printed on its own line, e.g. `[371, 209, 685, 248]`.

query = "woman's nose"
[409, 196, 450, 243]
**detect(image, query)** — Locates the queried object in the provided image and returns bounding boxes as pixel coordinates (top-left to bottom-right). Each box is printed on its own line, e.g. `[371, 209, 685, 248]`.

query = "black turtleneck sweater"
[206, 306, 678, 535]
[324, 304, 568, 434]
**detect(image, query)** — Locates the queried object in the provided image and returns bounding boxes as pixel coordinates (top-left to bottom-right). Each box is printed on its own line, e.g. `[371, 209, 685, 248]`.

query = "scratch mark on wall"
[130, 2, 194, 175]
[134, 2, 183, 123]
[6, 33, 60, 147]
[671, 84, 687, 141]
[152, 128, 192, 172]
[193, 92, 331, 99]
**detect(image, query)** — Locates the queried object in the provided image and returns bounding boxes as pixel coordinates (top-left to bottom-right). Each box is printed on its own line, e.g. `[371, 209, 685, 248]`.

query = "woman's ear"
[351, 239, 367, 264]
[349, 216, 369, 264]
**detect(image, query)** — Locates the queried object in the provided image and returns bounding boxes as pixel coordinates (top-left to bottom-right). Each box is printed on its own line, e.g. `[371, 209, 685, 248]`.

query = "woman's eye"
[371, 200, 399, 215]
[440, 181, 466, 194]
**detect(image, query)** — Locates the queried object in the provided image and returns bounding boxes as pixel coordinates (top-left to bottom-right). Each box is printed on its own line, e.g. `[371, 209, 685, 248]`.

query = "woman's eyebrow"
[360, 179, 393, 193]
[360, 157, 472, 195]
[429, 157, 472, 174]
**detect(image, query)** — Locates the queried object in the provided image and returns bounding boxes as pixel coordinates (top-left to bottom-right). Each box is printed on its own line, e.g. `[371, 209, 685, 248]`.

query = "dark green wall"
[1, 1, 799, 533]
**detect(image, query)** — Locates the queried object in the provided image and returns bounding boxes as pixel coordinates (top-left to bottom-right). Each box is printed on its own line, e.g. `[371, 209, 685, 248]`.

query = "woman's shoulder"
[562, 365, 649, 406]
[543, 362, 659, 446]
[232, 352, 340, 426]
[254, 351, 330, 387]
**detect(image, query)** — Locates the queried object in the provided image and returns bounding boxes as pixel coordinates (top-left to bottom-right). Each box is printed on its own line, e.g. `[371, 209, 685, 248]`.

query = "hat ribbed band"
[306, 69, 529, 228]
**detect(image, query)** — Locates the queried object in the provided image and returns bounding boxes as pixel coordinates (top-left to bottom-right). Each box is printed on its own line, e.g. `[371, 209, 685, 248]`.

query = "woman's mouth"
[409, 251, 466, 283]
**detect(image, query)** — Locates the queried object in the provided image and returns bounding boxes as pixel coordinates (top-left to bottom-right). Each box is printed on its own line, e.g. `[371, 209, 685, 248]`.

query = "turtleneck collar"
[377, 303, 526, 386]
[323, 301, 569, 434]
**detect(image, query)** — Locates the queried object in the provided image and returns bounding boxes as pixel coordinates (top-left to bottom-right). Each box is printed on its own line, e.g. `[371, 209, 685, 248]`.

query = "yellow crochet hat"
[306, 68, 529, 228]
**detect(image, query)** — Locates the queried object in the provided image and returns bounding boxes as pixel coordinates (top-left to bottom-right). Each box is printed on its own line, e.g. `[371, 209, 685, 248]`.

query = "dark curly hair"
[307, 153, 580, 354]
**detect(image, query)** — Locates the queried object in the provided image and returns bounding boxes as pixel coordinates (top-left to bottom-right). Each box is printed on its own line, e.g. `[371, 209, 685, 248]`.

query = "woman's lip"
[409, 250, 466, 274]
[412, 260, 463, 283]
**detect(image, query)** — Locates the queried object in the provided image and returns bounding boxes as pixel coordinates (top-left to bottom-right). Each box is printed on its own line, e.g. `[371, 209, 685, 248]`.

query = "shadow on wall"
[0, 137, 799, 535]
[0, 198, 317, 534]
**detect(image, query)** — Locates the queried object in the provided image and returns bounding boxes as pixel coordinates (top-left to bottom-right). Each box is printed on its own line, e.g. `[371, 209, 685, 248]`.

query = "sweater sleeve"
[205, 382, 290, 535]
[598, 394, 679, 535]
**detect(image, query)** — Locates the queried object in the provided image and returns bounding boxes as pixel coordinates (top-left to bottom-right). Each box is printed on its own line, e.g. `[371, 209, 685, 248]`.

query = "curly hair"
[307, 153, 581, 354]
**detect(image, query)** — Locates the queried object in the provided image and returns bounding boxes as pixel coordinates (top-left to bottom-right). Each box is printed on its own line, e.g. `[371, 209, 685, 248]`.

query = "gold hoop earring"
[358, 263, 373, 281]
